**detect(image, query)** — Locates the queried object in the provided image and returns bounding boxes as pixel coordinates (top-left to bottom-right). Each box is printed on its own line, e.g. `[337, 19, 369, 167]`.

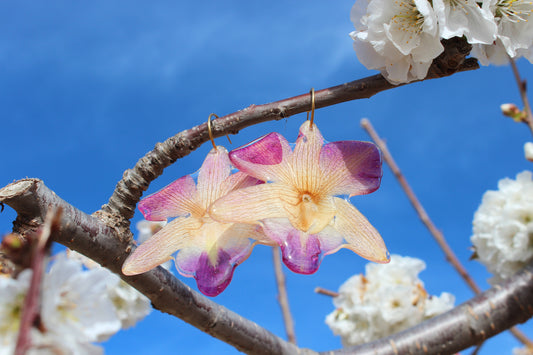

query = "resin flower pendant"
[210, 121, 389, 274]
[122, 146, 271, 296]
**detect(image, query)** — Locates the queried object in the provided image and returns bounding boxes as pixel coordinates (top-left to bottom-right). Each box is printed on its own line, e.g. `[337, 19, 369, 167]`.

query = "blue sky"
[1, 1, 532, 354]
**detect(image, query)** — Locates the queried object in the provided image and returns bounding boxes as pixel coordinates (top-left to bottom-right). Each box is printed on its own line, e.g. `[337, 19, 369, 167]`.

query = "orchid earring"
[122, 114, 270, 297]
[210, 89, 390, 274]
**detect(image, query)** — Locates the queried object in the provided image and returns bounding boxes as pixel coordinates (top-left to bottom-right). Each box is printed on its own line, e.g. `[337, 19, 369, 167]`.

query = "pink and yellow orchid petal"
[333, 197, 389, 263]
[282, 193, 336, 234]
[219, 171, 263, 197]
[209, 183, 295, 224]
[217, 222, 275, 247]
[196, 146, 233, 208]
[175, 224, 256, 296]
[229, 132, 293, 183]
[122, 217, 202, 275]
[320, 140, 382, 197]
[138, 175, 199, 221]
[290, 120, 324, 192]
[261, 218, 343, 274]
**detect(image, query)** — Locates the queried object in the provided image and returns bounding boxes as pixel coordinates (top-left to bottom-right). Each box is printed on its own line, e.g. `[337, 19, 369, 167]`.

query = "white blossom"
[66, 250, 152, 330]
[106, 273, 151, 329]
[41, 254, 122, 343]
[471, 171, 533, 283]
[325, 255, 454, 346]
[471, 0, 533, 64]
[0, 270, 30, 355]
[433, 0, 497, 44]
[27, 329, 104, 355]
[350, 0, 444, 84]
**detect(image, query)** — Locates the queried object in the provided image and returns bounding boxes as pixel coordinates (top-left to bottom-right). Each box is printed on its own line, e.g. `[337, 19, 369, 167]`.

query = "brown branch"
[509, 57, 533, 135]
[272, 247, 297, 344]
[101, 39, 479, 228]
[323, 259, 533, 355]
[0, 179, 314, 355]
[361, 118, 533, 348]
[3, 179, 533, 354]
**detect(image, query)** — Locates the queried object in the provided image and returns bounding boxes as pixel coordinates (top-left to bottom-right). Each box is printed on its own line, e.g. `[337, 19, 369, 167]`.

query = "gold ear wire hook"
[207, 113, 232, 151]
[307, 88, 315, 129]
[207, 113, 218, 151]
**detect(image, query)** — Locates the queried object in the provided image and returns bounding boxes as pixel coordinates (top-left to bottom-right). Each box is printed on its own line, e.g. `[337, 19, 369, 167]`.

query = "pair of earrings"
[122, 91, 389, 297]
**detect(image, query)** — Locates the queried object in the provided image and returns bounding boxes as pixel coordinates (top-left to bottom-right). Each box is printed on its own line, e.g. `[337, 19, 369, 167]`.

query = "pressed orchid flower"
[122, 146, 269, 297]
[209, 121, 389, 274]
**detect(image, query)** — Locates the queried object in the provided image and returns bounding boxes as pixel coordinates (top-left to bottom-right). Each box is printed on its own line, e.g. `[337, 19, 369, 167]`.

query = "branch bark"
[0, 179, 312, 355]
[3, 179, 533, 355]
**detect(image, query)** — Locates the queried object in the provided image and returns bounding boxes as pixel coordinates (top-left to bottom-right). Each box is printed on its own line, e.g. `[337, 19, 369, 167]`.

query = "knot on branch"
[92, 209, 133, 245]
[428, 37, 478, 77]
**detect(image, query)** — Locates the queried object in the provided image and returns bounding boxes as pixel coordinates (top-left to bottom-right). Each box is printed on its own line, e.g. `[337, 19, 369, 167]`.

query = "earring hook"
[207, 113, 218, 151]
[207, 113, 232, 151]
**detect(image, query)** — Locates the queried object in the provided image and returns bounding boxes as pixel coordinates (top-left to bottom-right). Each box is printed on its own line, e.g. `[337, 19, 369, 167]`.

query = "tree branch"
[3, 179, 533, 354]
[102, 39, 479, 227]
[0, 179, 313, 355]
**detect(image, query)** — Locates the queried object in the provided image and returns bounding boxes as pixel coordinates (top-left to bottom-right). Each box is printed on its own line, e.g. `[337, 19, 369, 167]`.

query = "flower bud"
[501, 103, 526, 122]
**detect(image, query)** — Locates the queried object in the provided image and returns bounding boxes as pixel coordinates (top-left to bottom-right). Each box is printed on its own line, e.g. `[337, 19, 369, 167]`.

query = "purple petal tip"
[193, 250, 237, 297]
[279, 231, 322, 275]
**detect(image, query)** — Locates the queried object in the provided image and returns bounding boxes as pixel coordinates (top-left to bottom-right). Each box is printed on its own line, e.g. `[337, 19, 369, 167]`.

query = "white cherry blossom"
[325, 255, 454, 346]
[41, 255, 122, 343]
[0, 270, 30, 355]
[471, 171, 533, 283]
[471, 0, 533, 64]
[433, 0, 497, 44]
[350, 0, 444, 84]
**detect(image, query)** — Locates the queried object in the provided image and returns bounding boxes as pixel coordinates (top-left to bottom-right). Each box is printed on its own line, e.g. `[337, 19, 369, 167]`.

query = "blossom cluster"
[471, 171, 533, 283]
[123, 121, 389, 296]
[350, 0, 533, 84]
[0, 252, 151, 355]
[325, 255, 455, 346]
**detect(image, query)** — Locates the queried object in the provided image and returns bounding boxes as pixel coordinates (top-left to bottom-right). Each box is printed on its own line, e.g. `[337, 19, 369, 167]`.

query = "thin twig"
[509, 57, 533, 135]
[361, 119, 481, 293]
[360, 118, 533, 348]
[272, 247, 297, 345]
[15, 208, 61, 355]
[314, 287, 339, 298]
